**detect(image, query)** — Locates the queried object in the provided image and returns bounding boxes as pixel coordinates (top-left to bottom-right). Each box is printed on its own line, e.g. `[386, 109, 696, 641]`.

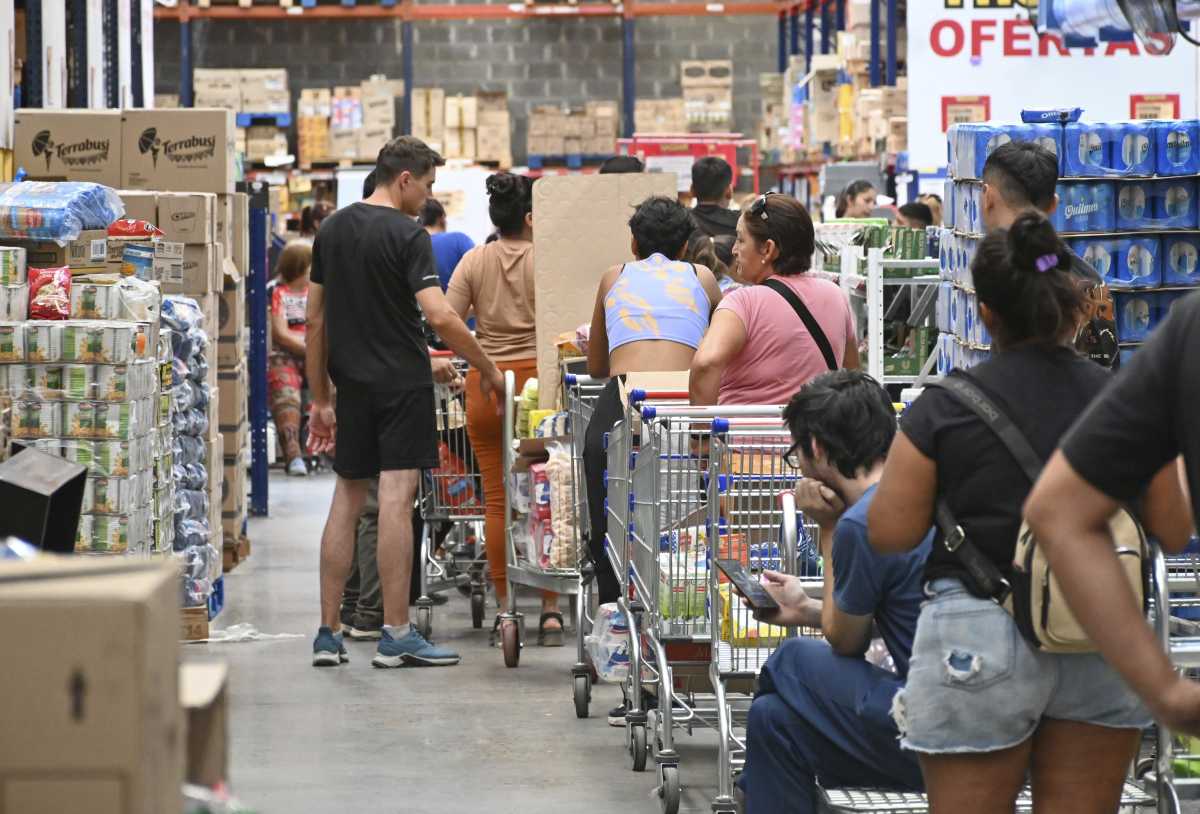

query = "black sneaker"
[607, 702, 628, 727]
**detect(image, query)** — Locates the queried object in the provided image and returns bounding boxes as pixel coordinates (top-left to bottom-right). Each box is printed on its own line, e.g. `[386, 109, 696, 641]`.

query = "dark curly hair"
[972, 211, 1084, 348]
[740, 194, 815, 276]
[783, 370, 897, 479]
[486, 172, 533, 237]
[629, 196, 694, 260]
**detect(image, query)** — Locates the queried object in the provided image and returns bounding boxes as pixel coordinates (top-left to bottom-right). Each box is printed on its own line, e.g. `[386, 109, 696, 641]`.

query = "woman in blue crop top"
[583, 196, 723, 628]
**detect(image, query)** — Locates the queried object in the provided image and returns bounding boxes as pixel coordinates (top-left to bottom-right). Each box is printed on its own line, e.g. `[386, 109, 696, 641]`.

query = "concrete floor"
[188, 471, 728, 814]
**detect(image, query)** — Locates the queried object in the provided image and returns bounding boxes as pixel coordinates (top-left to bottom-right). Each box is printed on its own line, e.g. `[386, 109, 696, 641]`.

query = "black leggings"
[583, 377, 625, 605]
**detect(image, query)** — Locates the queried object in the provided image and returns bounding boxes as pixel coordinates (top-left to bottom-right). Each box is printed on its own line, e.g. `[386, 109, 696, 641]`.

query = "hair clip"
[1035, 253, 1058, 273]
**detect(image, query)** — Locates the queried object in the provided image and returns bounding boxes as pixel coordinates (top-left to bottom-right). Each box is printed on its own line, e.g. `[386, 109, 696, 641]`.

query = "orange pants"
[465, 358, 556, 604]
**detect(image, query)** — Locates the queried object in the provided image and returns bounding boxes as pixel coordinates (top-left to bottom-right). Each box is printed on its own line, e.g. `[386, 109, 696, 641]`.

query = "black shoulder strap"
[935, 375, 1044, 484]
[760, 278, 838, 371]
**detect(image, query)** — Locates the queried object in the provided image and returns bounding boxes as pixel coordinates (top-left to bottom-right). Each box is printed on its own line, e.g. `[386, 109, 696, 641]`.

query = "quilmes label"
[1065, 201, 1099, 220]
[1167, 129, 1193, 164]
[138, 128, 217, 167]
[30, 130, 110, 171]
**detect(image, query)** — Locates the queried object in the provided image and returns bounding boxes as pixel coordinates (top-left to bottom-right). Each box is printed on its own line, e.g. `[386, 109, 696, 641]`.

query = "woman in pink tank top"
[690, 193, 859, 406]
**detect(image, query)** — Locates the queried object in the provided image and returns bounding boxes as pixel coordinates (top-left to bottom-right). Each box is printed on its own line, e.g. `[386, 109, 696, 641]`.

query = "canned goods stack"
[0, 316, 162, 554]
[161, 295, 220, 609]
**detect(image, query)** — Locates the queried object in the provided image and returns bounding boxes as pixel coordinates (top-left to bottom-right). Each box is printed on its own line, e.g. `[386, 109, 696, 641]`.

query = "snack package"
[108, 219, 164, 238]
[530, 462, 552, 521]
[434, 440, 477, 508]
[28, 266, 71, 320]
[585, 602, 630, 683]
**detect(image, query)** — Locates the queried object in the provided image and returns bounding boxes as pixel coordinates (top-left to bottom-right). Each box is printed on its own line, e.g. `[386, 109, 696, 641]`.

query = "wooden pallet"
[222, 534, 252, 574]
[181, 606, 210, 643]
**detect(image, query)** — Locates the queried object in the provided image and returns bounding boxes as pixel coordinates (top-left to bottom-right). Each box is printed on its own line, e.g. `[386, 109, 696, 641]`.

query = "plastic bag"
[585, 602, 630, 683]
[28, 266, 70, 320]
[0, 181, 125, 240]
[108, 219, 162, 238]
[114, 275, 161, 322]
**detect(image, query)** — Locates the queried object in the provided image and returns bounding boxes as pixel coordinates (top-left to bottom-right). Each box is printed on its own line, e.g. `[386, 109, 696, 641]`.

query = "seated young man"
[739, 370, 931, 814]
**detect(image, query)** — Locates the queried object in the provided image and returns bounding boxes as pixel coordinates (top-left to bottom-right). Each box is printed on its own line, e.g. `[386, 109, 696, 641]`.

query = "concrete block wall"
[154, 14, 778, 162]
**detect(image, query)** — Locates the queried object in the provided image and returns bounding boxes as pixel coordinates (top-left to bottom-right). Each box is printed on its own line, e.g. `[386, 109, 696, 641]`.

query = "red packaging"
[107, 219, 163, 238]
[434, 441, 478, 508]
[529, 462, 552, 521]
[28, 266, 71, 320]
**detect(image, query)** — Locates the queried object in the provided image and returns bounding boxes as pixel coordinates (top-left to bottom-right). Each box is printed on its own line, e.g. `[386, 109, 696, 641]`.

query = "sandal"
[538, 611, 565, 647]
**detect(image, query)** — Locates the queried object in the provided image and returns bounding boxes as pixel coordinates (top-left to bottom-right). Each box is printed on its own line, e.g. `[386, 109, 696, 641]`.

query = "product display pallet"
[526, 153, 614, 170]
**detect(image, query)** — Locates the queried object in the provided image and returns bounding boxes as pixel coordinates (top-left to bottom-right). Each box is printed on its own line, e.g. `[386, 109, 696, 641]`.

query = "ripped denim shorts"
[892, 578, 1150, 755]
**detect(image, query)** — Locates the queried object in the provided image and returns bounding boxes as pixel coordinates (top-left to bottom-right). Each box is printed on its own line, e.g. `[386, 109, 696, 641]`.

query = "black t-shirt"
[902, 346, 1112, 583]
[310, 202, 440, 390]
[1062, 291, 1200, 534]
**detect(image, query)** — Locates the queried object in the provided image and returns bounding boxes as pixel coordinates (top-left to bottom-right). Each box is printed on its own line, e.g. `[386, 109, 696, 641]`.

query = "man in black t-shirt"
[307, 136, 503, 669]
[1026, 292, 1199, 734]
[689, 156, 738, 267]
[981, 141, 1119, 369]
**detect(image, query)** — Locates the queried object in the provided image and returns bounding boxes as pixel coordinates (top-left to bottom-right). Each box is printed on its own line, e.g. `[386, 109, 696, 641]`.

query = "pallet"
[222, 534, 252, 574]
[237, 112, 293, 128]
[526, 153, 613, 170]
[181, 606, 210, 643]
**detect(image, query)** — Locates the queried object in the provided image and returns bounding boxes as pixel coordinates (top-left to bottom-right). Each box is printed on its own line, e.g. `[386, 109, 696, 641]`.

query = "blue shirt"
[431, 231, 475, 292]
[831, 484, 932, 679]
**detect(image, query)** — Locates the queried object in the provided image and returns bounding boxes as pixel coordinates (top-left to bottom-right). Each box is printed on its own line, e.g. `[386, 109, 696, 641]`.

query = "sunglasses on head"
[749, 190, 777, 222]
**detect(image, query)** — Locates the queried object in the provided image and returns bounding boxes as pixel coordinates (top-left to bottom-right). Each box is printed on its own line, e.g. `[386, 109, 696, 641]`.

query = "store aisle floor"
[192, 471, 725, 814]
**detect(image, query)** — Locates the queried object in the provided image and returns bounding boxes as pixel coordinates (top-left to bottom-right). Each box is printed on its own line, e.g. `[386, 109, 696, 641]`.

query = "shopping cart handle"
[642, 406, 656, 421]
[629, 388, 648, 405]
[711, 417, 729, 435]
[565, 373, 577, 385]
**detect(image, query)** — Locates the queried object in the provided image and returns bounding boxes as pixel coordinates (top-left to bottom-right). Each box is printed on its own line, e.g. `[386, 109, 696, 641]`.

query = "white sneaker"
[287, 457, 308, 477]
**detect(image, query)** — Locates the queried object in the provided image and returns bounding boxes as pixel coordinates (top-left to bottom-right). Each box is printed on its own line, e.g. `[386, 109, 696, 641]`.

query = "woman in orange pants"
[448, 173, 562, 645]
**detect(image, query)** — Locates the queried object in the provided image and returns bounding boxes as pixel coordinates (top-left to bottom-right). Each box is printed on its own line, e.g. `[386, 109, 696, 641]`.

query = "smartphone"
[714, 559, 779, 611]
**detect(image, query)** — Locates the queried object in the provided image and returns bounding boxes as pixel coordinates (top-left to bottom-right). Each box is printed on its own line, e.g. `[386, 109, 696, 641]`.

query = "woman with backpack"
[866, 213, 1173, 812]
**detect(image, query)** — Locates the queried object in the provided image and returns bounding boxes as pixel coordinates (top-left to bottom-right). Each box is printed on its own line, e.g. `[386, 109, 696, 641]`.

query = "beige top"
[446, 237, 538, 361]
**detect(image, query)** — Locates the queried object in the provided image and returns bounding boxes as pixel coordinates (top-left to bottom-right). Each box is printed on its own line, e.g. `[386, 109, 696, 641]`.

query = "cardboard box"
[222, 456, 246, 516]
[14, 109, 123, 187]
[360, 76, 405, 99]
[331, 87, 363, 131]
[118, 190, 158, 226]
[361, 94, 396, 128]
[221, 421, 249, 464]
[156, 192, 216, 245]
[180, 662, 228, 789]
[156, 94, 181, 109]
[222, 505, 246, 544]
[231, 193, 249, 278]
[445, 95, 478, 129]
[214, 194, 234, 257]
[298, 88, 332, 118]
[357, 126, 392, 161]
[444, 128, 476, 160]
[476, 113, 511, 162]
[681, 59, 734, 89]
[634, 99, 687, 133]
[329, 128, 358, 160]
[122, 109, 238, 194]
[239, 68, 288, 94]
[217, 261, 245, 367]
[194, 68, 240, 93]
[162, 243, 221, 295]
[412, 88, 445, 141]
[11, 229, 108, 271]
[218, 361, 247, 429]
[197, 291, 220, 345]
[241, 90, 290, 115]
[0, 558, 182, 814]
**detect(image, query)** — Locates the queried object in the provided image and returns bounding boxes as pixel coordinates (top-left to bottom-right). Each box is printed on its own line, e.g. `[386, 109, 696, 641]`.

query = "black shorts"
[332, 380, 439, 479]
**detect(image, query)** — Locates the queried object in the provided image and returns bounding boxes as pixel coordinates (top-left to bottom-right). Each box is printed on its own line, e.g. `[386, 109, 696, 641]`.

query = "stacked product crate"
[938, 116, 1200, 375]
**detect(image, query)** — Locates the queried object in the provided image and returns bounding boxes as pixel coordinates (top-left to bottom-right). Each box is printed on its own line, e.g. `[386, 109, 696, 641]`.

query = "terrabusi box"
[122, 109, 237, 194]
[14, 109, 124, 188]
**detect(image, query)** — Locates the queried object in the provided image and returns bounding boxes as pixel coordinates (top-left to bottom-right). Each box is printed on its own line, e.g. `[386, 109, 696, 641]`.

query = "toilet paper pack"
[1162, 235, 1200, 285]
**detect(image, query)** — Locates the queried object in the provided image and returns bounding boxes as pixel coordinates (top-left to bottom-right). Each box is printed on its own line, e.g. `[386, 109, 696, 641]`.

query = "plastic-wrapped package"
[28, 267, 71, 320]
[114, 276, 162, 323]
[0, 181, 125, 240]
[545, 443, 577, 569]
[585, 603, 630, 683]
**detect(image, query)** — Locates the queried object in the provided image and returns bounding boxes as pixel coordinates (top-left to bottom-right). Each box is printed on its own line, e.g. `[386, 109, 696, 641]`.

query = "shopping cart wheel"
[501, 618, 521, 668]
[416, 605, 433, 640]
[659, 765, 680, 814]
[471, 591, 486, 629]
[573, 673, 591, 719]
[629, 724, 648, 772]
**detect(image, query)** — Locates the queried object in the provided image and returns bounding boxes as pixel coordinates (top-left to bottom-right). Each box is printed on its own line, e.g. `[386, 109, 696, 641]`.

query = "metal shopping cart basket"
[621, 403, 822, 814]
[496, 369, 583, 668]
[563, 370, 610, 718]
[414, 352, 488, 639]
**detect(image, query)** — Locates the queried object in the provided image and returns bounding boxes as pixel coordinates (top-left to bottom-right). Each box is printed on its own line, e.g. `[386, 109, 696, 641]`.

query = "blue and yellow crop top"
[604, 253, 711, 352]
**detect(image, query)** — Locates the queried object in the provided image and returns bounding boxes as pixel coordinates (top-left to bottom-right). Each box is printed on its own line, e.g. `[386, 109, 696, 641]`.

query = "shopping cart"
[620, 401, 822, 814]
[563, 370, 609, 718]
[496, 369, 583, 668]
[414, 351, 488, 639]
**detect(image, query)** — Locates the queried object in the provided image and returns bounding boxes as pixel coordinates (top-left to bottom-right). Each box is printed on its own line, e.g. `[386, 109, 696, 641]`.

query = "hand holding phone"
[715, 559, 779, 612]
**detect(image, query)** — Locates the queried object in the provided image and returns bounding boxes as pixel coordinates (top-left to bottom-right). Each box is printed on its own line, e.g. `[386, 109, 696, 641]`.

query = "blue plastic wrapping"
[1162, 235, 1200, 286]
[1021, 108, 1082, 124]
[0, 181, 124, 240]
[1116, 181, 1154, 230]
[1114, 236, 1162, 289]
[1071, 238, 1119, 286]
[1153, 178, 1199, 229]
[1114, 291, 1158, 341]
[1153, 120, 1200, 176]
[1108, 122, 1156, 175]
[1063, 122, 1109, 177]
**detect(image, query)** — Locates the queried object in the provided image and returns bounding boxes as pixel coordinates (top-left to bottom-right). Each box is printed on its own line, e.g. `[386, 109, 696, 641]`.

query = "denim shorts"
[893, 579, 1151, 754]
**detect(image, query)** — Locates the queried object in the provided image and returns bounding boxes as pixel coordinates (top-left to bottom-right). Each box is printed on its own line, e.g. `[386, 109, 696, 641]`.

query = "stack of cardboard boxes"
[298, 88, 332, 167]
[585, 101, 620, 155]
[851, 82, 907, 158]
[758, 73, 788, 160]
[218, 196, 250, 570]
[681, 60, 733, 133]
[320, 77, 403, 162]
[634, 99, 687, 134]
[444, 95, 477, 161]
[412, 88, 446, 154]
[476, 92, 512, 167]
[527, 103, 620, 158]
[194, 69, 291, 162]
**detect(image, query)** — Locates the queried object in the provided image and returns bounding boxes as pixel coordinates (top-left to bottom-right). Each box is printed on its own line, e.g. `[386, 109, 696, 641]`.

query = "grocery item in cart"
[584, 602, 630, 683]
